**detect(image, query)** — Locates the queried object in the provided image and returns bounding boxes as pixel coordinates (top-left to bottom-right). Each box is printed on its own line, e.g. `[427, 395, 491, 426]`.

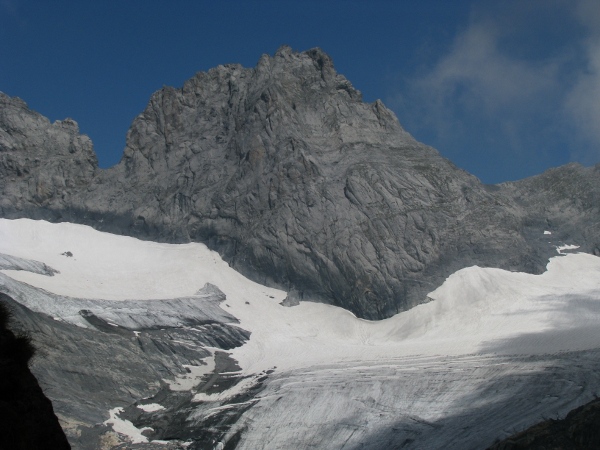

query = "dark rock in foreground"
[0, 294, 70, 450]
[0, 274, 252, 448]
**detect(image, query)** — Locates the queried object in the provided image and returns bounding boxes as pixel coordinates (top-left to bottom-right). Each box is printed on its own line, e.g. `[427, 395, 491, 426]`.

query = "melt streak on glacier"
[2, 218, 600, 448]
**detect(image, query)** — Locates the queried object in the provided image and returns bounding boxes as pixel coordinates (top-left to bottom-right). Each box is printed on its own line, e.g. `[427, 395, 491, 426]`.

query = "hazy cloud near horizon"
[565, 0, 600, 163]
[391, 0, 600, 181]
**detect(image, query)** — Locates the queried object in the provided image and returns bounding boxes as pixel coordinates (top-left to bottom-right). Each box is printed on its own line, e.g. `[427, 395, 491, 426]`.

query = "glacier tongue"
[1, 218, 600, 449]
[234, 351, 600, 449]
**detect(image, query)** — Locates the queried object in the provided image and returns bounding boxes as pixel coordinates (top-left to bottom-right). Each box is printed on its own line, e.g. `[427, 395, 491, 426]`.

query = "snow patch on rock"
[557, 244, 580, 254]
[104, 407, 152, 444]
[136, 403, 165, 413]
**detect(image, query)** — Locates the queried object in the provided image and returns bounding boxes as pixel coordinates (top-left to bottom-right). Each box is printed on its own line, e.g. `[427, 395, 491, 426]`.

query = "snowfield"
[1, 218, 600, 449]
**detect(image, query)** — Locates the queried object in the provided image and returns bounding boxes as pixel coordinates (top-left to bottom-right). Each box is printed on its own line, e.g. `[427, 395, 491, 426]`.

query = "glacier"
[1, 218, 600, 449]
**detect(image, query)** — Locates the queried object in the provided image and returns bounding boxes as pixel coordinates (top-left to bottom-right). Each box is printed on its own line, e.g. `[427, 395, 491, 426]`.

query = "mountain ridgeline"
[1, 46, 599, 319]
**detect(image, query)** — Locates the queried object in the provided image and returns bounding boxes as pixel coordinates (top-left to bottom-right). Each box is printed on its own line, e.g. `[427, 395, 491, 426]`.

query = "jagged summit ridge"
[120, 46, 412, 178]
[0, 92, 97, 214]
[1, 47, 599, 319]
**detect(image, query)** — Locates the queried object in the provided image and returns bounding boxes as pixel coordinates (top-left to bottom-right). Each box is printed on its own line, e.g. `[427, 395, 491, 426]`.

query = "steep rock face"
[74, 47, 535, 318]
[500, 163, 600, 257]
[0, 93, 97, 218]
[0, 47, 596, 319]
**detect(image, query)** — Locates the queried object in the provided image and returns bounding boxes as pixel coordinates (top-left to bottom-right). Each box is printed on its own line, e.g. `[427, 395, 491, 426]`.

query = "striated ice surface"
[1, 218, 600, 449]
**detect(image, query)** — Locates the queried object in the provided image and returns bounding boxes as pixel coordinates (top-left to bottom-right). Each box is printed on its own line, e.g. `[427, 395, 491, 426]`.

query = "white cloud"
[574, 0, 600, 29]
[392, 0, 600, 171]
[415, 21, 559, 115]
[565, 0, 600, 162]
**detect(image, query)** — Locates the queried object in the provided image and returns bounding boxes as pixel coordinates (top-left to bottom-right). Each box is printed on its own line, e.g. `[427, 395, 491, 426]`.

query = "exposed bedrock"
[1, 47, 599, 319]
[0, 280, 250, 448]
[487, 396, 600, 450]
[0, 294, 71, 450]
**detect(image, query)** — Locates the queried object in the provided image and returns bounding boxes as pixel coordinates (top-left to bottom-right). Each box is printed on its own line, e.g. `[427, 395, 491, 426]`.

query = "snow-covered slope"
[2, 218, 599, 367]
[1, 218, 600, 449]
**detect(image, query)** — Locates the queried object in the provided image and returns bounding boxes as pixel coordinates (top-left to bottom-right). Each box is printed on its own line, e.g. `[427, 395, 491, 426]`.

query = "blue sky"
[1, 0, 599, 184]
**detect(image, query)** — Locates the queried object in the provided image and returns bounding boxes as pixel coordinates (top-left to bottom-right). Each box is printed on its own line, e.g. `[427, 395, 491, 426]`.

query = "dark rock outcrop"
[488, 397, 600, 449]
[1, 46, 598, 319]
[0, 276, 251, 448]
[0, 93, 97, 218]
[499, 163, 600, 258]
[0, 294, 70, 450]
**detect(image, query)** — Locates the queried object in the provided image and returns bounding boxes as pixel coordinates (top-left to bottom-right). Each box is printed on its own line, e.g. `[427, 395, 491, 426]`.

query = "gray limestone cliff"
[0, 93, 97, 217]
[1, 46, 599, 319]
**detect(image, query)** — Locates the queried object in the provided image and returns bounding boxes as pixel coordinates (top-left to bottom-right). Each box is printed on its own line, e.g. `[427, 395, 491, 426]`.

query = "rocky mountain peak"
[1, 48, 599, 319]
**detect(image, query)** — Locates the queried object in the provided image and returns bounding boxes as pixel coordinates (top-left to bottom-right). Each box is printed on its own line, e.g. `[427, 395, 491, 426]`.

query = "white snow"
[3, 218, 600, 449]
[2, 218, 600, 376]
[137, 403, 166, 413]
[557, 244, 580, 254]
[0, 219, 228, 300]
[104, 407, 151, 444]
[192, 374, 262, 403]
[168, 359, 216, 391]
